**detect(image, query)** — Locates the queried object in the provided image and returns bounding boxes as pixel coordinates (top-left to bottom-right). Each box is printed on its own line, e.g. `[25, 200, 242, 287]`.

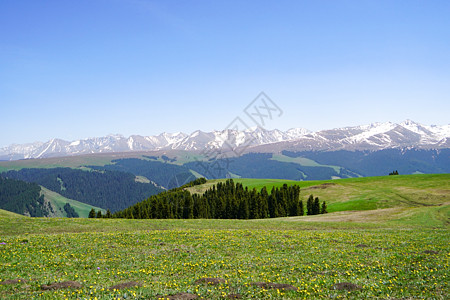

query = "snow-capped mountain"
[0, 120, 448, 160]
[251, 120, 450, 153]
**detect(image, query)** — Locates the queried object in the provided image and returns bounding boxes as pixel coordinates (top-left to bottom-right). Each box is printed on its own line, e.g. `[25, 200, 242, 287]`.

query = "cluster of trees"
[2, 168, 163, 212]
[114, 179, 328, 220]
[181, 177, 207, 187]
[306, 194, 327, 215]
[389, 170, 399, 175]
[88, 208, 112, 218]
[0, 176, 53, 217]
[63, 203, 79, 218]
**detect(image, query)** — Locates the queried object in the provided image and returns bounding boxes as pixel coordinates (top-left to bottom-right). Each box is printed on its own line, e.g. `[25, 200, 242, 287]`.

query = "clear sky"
[1, 0, 449, 147]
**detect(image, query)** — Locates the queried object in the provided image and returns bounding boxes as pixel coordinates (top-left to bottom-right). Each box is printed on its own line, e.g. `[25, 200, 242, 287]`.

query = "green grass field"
[0, 174, 449, 299]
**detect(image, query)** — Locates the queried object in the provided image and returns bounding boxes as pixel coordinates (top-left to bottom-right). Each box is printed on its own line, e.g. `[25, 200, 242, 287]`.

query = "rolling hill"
[0, 175, 106, 218]
[39, 187, 105, 218]
[186, 174, 450, 213]
[1, 168, 164, 213]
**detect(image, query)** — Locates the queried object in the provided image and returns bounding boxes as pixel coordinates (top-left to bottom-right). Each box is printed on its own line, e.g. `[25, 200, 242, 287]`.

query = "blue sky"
[1, 0, 449, 147]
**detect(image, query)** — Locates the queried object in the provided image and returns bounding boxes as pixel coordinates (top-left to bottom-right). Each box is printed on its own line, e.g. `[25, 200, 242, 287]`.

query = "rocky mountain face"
[1, 120, 448, 160]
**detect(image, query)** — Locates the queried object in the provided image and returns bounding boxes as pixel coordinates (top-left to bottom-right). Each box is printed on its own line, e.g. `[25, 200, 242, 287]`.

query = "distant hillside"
[0, 176, 52, 217]
[40, 186, 105, 218]
[89, 158, 198, 189]
[1, 148, 449, 183]
[185, 150, 450, 180]
[282, 149, 450, 176]
[2, 168, 163, 212]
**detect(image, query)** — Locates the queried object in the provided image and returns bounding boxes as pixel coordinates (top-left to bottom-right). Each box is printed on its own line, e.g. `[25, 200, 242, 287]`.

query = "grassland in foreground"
[0, 174, 448, 299]
[0, 207, 448, 299]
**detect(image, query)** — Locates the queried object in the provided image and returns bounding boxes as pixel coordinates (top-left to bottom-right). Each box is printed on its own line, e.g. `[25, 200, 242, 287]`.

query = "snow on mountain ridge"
[343, 122, 397, 144]
[1, 120, 448, 160]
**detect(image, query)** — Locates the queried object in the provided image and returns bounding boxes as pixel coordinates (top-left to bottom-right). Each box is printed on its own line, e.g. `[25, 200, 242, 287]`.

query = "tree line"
[2, 167, 163, 212]
[0, 176, 53, 217]
[112, 179, 327, 219]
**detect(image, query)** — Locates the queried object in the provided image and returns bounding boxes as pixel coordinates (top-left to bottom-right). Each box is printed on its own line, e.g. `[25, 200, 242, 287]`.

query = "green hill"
[0, 208, 24, 219]
[0, 176, 52, 217]
[40, 187, 105, 218]
[186, 174, 450, 213]
[3, 167, 163, 212]
[0, 175, 105, 218]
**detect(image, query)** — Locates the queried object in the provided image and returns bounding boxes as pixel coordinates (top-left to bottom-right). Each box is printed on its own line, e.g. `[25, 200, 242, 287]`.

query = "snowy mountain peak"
[0, 120, 448, 160]
[401, 119, 418, 126]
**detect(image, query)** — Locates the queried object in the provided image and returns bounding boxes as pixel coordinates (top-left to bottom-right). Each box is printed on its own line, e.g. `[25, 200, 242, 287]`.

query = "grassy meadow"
[0, 174, 449, 299]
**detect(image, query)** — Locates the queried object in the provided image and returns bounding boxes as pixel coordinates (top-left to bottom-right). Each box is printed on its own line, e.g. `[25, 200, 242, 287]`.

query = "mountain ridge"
[1, 120, 449, 161]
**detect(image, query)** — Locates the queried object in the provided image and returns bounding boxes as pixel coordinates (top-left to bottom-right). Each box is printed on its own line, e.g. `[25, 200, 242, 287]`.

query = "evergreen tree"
[63, 203, 79, 218]
[313, 197, 320, 215]
[299, 200, 304, 216]
[268, 187, 276, 217]
[96, 210, 102, 218]
[88, 208, 96, 218]
[320, 201, 327, 214]
[306, 194, 314, 215]
[105, 209, 112, 218]
[240, 197, 250, 219]
[260, 186, 269, 218]
[112, 179, 305, 220]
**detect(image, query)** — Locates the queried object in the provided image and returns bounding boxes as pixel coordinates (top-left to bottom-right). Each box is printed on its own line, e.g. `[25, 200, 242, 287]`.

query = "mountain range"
[1, 120, 449, 161]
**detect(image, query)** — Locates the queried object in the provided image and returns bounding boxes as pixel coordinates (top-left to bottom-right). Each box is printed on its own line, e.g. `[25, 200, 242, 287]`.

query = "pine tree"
[242, 197, 250, 219]
[320, 201, 327, 214]
[307, 194, 314, 215]
[299, 200, 304, 216]
[313, 197, 320, 215]
[88, 208, 96, 218]
[105, 209, 112, 218]
[96, 210, 102, 218]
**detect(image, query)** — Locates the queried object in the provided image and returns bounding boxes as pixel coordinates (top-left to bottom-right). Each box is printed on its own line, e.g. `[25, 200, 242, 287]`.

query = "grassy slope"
[186, 174, 450, 212]
[271, 153, 343, 173]
[0, 208, 24, 219]
[40, 187, 106, 218]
